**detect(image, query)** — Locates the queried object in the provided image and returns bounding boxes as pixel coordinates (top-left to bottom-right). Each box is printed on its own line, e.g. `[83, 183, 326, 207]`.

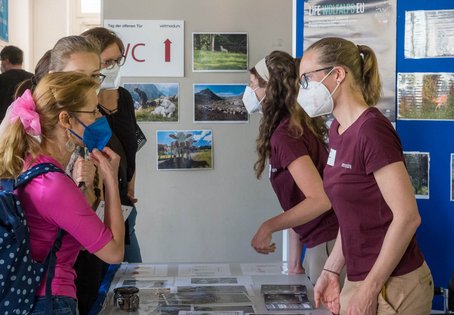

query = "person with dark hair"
[0, 45, 33, 121]
[245, 51, 339, 284]
[298, 37, 433, 315]
[82, 27, 144, 263]
[0, 71, 124, 315]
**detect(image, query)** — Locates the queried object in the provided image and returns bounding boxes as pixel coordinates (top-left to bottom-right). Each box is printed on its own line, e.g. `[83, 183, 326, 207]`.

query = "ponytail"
[357, 45, 381, 106]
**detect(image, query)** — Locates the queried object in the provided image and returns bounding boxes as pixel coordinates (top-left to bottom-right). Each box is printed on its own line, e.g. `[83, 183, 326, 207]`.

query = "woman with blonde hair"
[298, 37, 433, 315]
[0, 72, 124, 314]
[246, 50, 338, 283]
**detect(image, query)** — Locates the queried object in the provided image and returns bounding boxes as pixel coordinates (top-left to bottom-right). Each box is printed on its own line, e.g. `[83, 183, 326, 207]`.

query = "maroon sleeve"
[273, 129, 309, 169]
[359, 117, 404, 175]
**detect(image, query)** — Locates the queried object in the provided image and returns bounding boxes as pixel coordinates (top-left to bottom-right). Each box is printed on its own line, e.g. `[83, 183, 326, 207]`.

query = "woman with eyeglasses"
[8, 35, 116, 315]
[82, 27, 143, 264]
[0, 71, 124, 315]
[245, 51, 339, 284]
[298, 37, 433, 315]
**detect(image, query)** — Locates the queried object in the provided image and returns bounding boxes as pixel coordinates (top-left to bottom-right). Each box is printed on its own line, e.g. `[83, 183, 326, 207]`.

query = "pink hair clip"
[9, 89, 41, 136]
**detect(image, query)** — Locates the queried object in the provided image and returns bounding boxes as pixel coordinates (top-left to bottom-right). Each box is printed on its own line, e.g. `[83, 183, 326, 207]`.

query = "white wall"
[105, 0, 293, 263]
[3, 0, 32, 70]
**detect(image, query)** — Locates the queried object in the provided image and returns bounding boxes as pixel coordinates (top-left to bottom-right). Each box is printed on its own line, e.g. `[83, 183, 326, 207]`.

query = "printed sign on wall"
[105, 19, 184, 77]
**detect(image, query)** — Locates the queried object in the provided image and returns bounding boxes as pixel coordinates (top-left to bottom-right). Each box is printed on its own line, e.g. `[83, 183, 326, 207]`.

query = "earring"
[65, 129, 75, 152]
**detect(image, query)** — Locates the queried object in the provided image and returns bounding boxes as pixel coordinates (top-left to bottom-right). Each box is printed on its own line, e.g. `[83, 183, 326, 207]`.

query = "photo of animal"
[193, 33, 248, 72]
[194, 84, 248, 122]
[123, 83, 179, 122]
[157, 130, 213, 170]
[398, 72, 454, 120]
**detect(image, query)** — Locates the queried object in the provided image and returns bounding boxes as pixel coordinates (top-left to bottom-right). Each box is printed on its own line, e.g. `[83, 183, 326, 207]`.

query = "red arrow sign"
[164, 39, 172, 62]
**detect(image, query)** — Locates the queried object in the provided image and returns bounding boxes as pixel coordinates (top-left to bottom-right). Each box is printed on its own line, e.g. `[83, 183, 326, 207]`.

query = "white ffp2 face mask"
[297, 69, 339, 118]
[100, 63, 121, 90]
[242, 86, 265, 114]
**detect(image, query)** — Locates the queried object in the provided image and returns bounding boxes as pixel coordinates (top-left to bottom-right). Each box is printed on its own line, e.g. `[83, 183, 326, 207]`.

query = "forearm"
[322, 230, 345, 273]
[262, 196, 331, 234]
[288, 229, 303, 271]
[103, 179, 125, 247]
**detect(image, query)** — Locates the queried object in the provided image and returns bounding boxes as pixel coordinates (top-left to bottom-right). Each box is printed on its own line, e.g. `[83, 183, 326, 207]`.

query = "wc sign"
[104, 19, 184, 77]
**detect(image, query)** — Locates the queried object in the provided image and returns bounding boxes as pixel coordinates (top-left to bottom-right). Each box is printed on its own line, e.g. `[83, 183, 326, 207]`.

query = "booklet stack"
[260, 284, 312, 311]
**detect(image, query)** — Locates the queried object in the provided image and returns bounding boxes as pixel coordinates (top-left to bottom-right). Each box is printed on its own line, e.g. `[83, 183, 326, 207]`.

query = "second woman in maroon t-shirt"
[245, 51, 339, 284]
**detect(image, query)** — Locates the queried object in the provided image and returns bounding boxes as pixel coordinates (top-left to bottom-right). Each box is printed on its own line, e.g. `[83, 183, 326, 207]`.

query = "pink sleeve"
[33, 172, 113, 253]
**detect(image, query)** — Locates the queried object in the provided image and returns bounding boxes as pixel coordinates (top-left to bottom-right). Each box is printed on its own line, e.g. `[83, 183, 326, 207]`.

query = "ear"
[58, 111, 72, 129]
[334, 66, 347, 83]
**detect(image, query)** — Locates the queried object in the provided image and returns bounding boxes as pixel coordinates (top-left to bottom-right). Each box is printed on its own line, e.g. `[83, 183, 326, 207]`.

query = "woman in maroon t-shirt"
[298, 37, 433, 315]
[245, 50, 339, 284]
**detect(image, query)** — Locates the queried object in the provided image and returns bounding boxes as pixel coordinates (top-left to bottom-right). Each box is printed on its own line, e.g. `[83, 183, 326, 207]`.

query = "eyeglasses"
[299, 66, 334, 89]
[91, 73, 106, 84]
[70, 108, 101, 118]
[101, 55, 126, 70]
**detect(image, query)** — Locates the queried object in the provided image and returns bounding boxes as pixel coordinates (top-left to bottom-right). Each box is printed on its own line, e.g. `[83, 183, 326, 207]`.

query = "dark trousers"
[74, 250, 108, 315]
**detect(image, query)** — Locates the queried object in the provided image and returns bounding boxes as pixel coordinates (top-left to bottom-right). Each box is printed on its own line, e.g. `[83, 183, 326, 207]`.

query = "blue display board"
[295, 0, 454, 310]
[0, 0, 8, 42]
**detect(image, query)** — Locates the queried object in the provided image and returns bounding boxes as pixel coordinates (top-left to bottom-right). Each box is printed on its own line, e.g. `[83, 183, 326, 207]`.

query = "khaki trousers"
[339, 261, 434, 315]
[303, 239, 339, 285]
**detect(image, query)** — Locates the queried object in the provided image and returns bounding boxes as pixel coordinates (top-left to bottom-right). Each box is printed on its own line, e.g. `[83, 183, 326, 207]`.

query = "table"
[94, 262, 331, 314]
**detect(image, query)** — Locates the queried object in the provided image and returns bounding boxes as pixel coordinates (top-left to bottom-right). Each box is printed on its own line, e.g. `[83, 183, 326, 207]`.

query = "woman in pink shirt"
[0, 71, 124, 314]
[298, 37, 433, 315]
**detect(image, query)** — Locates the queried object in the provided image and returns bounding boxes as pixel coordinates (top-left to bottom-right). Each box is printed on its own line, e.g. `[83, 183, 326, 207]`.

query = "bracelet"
[323, 268, 340, 276]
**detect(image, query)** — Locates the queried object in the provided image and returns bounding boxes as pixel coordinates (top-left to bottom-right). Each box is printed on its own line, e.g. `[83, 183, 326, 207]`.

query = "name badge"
[327, 148, 336, 166]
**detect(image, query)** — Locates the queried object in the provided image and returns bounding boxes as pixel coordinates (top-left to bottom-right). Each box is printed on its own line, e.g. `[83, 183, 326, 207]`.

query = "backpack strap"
[15, 162, 66, 312]
[16, 162, 64, 188]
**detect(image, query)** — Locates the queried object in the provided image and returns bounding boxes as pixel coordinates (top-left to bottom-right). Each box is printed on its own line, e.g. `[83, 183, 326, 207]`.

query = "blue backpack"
[0, 163, 65, 315]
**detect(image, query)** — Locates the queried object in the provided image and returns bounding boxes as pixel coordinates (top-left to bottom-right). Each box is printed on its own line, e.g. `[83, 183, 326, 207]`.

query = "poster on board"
[404, 151, 430, 199]
[303, 0, 396, 121]
[405, 10, 454, 59]
[397, 72, 454, 120]
[0, 0, 8, 42]
[157, 130, 213, 170]
[104, 20, 184, 77]
[192, 33, 248, 72]
[123, 82, 179, 122]
[193, 84, 248, 123]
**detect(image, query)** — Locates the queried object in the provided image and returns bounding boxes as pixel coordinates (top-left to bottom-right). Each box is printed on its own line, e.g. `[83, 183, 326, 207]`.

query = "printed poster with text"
[104, 20, 184, 77]
[303, 1, 396, 121]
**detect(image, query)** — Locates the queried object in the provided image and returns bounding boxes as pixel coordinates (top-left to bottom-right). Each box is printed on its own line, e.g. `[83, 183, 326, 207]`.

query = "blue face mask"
[69, 116, 112, 152]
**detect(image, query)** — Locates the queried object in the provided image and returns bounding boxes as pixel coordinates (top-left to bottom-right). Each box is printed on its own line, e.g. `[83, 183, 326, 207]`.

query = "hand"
[314, 270, 341, 314]
[127, 180, 138, 203]
[72, 156, 96, 187]
[89, 147, 120, 185]
[346, 285, 378, 315]
[251, 223, 276, 254]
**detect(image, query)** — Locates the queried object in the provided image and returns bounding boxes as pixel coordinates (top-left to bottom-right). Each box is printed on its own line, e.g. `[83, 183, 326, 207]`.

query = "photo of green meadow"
[192, 33, 248, 72]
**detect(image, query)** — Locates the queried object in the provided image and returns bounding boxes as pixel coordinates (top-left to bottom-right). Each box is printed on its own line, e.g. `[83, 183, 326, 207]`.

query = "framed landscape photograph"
[157, 130, 213, 170]
[194, 84, 248, 123]
[192, 32, 248, 72]
[404, 151, 430, 199]
[123, 82, 179, 122]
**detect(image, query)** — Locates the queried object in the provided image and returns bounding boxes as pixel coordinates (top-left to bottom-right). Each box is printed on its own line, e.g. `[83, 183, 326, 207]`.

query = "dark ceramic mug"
[113, 286, 140, 312]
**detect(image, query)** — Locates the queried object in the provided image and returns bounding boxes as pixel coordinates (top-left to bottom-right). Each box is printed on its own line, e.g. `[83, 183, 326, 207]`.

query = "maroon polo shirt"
[269, 117, 339, 248]
[324, 107, 424, 281]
